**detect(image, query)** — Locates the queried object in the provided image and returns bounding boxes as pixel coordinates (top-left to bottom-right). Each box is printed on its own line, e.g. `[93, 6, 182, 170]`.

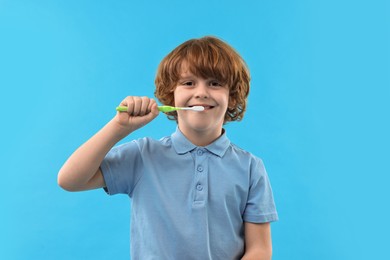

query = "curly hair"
[154, 36, 250, 123]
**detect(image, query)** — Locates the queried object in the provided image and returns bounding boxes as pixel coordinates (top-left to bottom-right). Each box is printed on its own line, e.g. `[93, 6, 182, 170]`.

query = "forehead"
[178, 63, 196, 78]
[178, 64, 224, 83]
[177, 60, 225, 81]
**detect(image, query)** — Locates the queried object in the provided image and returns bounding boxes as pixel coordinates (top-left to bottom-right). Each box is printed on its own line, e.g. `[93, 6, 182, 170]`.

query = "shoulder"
[228, 142, 264, 164]
[117, 135, 173, 152]
[226, 142, 267, 177]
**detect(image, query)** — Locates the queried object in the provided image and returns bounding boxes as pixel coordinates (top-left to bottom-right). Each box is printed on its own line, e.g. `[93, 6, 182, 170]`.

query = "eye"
[209, 80, 223, 87]
[181, 81, 194, 86]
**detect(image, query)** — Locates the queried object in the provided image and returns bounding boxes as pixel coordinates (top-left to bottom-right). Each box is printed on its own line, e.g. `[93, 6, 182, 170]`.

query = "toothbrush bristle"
[192, 106, 205, 111]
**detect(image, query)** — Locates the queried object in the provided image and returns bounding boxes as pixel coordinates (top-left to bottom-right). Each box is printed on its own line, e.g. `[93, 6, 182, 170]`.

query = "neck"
[178, 126, 223, 147]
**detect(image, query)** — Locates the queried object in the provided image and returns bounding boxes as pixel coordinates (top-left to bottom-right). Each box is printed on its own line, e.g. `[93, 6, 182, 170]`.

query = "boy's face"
[173, 67, 230, 137]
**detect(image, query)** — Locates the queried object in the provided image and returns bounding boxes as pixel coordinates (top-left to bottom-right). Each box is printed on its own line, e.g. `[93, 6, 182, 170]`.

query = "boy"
[58, 36, 278, 259]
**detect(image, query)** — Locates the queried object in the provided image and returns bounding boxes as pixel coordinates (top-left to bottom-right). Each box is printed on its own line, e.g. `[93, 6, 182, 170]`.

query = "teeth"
[191, 106, 212, 108]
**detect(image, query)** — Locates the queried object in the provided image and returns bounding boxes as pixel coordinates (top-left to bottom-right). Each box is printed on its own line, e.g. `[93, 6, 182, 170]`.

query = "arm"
[57, 96, 159, 191]
[241, 222, 273, 260]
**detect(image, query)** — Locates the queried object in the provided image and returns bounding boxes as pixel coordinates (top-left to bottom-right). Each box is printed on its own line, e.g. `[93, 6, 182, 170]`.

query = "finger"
[147, 99, 159, 118]
[134, 100, 158, 124]
[148, 99, 159, 116]
[126, 100, 159, 130]
[120, 96, 135, 115]
[132, 96, 142, 116]
[139, 96, 150, 116]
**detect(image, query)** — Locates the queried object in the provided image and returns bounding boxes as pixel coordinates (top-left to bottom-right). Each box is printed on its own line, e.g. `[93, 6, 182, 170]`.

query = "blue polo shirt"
[101, 127, 278, 259]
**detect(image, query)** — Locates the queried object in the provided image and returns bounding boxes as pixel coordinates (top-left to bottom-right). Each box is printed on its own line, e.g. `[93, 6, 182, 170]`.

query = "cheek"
[222, 92, 231, 108]
[172, 89, 179, 106]
[173, 88, 191, 106]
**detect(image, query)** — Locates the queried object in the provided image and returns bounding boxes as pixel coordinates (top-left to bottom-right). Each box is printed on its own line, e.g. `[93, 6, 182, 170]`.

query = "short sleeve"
[100, 140, 144, 196]
[243, 158, 278, 223]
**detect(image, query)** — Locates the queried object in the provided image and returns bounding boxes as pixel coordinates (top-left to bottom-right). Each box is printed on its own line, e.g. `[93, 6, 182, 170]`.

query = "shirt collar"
[171, 127, 230, 157]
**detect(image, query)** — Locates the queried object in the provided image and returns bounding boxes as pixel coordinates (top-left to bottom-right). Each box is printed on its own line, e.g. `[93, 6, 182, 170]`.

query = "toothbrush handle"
[115, 106, 177, 113]
[157, 106, 178, 112]
[116, 106, 128, 112]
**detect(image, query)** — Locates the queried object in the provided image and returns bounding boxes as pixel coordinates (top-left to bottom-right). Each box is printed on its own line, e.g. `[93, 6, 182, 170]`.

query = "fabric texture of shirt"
[101, 127, 278, 260]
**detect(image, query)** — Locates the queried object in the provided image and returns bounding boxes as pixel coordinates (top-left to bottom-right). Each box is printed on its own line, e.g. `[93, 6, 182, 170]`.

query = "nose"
[194, 82, 209, 99]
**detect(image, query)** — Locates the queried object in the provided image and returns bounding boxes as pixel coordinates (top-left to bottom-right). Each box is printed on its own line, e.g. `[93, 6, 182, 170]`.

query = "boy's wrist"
[106, 118, 135, 141]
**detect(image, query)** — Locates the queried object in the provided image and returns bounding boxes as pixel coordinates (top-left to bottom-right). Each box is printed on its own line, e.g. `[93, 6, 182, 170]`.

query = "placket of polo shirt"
[193, 147, 208, 206]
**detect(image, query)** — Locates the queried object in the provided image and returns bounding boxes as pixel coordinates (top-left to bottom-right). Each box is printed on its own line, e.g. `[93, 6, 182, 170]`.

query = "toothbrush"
[116, 105, 205, 113]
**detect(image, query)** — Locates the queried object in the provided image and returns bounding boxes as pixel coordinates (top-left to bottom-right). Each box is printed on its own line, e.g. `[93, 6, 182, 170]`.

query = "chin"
[188, 123, 211, 130]
[179, 116, 224, 132]
[189, 121, 222, 132]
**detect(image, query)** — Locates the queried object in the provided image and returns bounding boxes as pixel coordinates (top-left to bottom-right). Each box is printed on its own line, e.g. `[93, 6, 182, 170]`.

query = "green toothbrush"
[116, 105, 205, 113]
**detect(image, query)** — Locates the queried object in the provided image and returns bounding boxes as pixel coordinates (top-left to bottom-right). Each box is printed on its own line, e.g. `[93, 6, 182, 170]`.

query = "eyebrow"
[178, 76, 193, 82]
[179, 73, 220, 81]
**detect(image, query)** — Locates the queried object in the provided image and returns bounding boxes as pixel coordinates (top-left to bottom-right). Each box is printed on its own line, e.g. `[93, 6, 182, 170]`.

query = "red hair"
[155, 36, 250, 122]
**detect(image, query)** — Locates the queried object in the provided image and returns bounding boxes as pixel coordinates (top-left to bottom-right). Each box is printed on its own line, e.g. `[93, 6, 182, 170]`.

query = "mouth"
[189, 105, 215, 110]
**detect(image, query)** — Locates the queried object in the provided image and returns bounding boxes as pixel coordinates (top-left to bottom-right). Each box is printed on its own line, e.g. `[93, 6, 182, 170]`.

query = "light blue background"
[1, 0, 389, 259]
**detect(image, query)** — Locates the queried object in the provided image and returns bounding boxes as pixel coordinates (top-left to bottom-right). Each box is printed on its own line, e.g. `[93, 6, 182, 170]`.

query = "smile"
[189, 105, 215, 110]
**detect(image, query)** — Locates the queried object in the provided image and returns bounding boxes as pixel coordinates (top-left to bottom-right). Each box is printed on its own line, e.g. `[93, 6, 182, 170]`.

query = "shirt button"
[197, 149, 203, 156]
[196, 184, 203, 191]
[197, 165, 203, 172]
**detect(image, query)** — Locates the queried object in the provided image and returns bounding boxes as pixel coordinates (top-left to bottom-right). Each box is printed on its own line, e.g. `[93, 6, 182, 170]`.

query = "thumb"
[143, 102, 159, 122]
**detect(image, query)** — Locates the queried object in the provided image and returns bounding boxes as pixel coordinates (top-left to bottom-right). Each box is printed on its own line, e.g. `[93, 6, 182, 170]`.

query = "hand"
[114, 96, 159, 134]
